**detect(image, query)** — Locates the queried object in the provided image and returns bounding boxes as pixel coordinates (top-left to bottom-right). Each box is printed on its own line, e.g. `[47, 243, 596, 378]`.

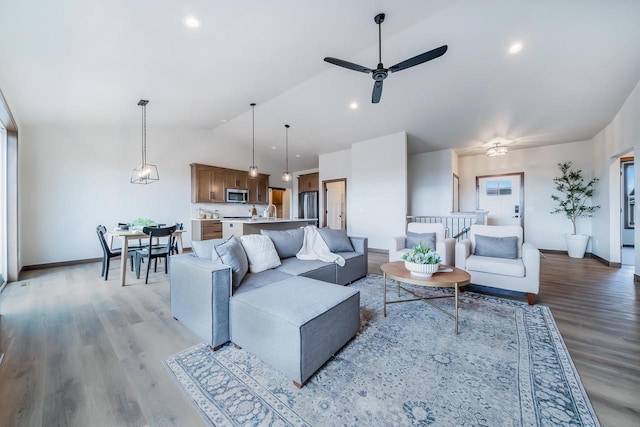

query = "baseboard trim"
[20, 248, 193, 274]
[368, 248, 388, 254]
[539, 249, 619, 268]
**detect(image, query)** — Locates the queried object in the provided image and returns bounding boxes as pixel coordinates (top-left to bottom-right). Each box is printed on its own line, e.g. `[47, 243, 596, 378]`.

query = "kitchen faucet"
[267, 204, 277, 220]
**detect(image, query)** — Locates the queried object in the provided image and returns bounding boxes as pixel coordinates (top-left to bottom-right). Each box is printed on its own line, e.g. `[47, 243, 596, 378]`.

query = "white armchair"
[390, 223, 455, 266]
[455, 225, 540, 305]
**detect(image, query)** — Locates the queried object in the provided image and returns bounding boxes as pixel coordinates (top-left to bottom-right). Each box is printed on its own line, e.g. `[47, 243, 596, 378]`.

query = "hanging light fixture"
[281, 124, 292, 182]
[130, 99, 159, 184]
[248, 103, 259, 178]
[486, 142, 508, 157]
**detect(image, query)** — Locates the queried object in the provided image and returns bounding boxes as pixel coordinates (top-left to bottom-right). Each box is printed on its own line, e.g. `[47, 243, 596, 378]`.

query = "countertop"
[192, 218, 221, 221]
[220, 218, 317, 224]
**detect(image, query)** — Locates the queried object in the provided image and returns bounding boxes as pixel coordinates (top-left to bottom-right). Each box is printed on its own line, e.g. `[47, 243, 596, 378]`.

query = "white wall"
[458, 140, 594, 252]
[349, 132, 407, 250]
[589, 79, 640, 269]
[408, 149, 454, 216]
[19, 124, 284, 266]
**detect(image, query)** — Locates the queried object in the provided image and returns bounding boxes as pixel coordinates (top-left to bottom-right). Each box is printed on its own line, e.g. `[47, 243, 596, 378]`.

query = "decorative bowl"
[404, 261, 440, 277]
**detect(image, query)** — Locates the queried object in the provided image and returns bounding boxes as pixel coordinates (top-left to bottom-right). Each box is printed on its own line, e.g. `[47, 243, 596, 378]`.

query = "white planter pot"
[565, 234, 590, 258]
[404, 261, 440, 277]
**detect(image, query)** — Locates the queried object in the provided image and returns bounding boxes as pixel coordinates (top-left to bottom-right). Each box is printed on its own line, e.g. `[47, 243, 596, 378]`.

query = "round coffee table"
[380, 261, 471, 334]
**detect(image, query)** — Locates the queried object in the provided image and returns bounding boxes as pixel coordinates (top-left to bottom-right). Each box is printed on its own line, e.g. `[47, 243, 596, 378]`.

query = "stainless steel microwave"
[226, 188, 248, 203]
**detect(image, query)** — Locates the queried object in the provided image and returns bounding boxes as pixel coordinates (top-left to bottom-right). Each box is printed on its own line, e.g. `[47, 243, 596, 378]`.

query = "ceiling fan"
[324, 13, 447, 103]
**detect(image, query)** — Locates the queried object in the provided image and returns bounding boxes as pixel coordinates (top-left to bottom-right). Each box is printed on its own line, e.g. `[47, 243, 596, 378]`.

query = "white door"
[476, 173, 523, 227]
[325, 180, 346, 229]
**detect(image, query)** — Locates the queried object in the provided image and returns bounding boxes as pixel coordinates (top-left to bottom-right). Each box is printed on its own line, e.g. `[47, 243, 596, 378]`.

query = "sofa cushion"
[318, 228, 354, 252]
[405, 231, 436, 251]
[474, 234, 518, 259]
[240, 234, 282, 273]
[235, 269, 293, 295]
[275, 256, 333, 276]
[260, 228, 304, 259]
[192, 239, 224, 259]
[212, 236, 249, 289]
[465, 254, 525, 278]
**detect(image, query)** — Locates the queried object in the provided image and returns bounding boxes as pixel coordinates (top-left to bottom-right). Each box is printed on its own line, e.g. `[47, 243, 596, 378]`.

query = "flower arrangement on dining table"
[402, 243, 441, 277]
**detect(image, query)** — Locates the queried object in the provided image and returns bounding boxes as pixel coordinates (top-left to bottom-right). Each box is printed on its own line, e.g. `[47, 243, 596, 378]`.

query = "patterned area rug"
[164, 275, 600, 427]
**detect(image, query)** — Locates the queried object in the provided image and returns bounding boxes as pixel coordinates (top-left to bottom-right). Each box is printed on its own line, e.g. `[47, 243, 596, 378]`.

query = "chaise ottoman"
[230, 276, 360, 387]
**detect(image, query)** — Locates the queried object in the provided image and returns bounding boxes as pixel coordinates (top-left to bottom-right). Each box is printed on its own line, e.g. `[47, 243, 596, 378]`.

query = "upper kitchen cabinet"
[249, 173, 270, 204]
[298, 172, 319, 192]
[225, 169, 248, 190]
[191, 164, 226, 203]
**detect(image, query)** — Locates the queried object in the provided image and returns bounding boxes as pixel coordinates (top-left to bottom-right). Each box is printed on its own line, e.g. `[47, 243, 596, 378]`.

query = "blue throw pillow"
[260, 228, 304, 259]
[318, 228, 354, 252]
[405, 231, 436, 251]
[474, 234, 518, 259]
[213, 236, 249, 289]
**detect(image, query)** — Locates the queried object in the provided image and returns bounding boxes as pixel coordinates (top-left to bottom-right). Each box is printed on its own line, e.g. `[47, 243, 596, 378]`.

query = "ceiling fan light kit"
[130, 99, 159, 184]
[486, 142, 508, 157]
[324, 13, 447, 103]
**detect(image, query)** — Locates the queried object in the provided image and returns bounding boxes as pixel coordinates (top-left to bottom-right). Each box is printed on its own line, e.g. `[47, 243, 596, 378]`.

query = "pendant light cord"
[285, 124, 289, 171]
[141, 102, 146, 166]
[251, 103, 256, 167]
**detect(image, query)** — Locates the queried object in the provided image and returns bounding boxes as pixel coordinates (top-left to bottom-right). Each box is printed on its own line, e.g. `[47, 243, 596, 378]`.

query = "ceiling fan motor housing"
[373, 66, 388, 81]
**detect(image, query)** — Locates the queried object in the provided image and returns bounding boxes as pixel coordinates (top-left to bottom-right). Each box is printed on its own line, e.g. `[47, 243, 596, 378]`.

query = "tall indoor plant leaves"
[550, 161, 600, 234]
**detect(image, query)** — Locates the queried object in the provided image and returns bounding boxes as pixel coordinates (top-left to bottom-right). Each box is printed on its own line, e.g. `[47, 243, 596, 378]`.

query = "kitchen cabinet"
[192, 220, 222, 240]
[191, 164, 225, 203]
[298, 172, 319, 192]
[225, 169, 248, 190]
[249, 173, 270, 204]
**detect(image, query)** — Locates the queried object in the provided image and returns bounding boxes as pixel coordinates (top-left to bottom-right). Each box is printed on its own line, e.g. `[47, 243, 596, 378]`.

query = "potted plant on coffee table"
[402, 243, 441, 277]
[550, 161, 600, 258]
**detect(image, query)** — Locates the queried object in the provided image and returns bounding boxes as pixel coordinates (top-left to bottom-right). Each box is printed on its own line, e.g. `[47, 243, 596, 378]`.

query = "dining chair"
[134, 225, 177, 284]
[96, 225, 135, 280]
[170, 222, 183, 255]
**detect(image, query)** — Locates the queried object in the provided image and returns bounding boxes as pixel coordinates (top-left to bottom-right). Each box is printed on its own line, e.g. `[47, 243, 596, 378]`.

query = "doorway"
[621, 155, 635, 265]
[323, 179, 347, 229]
[476, 173, 524, 228]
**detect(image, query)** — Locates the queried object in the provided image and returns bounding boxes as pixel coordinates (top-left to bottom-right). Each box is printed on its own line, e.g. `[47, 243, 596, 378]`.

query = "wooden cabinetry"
[298, 172, 319, 192]
[191, 220, 222, 240]
[225, 169, 248, 190]
[248, 173, 270, 204]
[191, 164, 225, 203]
[191, 163, 269, 205]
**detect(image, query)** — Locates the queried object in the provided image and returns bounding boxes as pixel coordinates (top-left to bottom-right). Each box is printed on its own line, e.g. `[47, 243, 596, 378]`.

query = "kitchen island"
[221, 218, 317, 239]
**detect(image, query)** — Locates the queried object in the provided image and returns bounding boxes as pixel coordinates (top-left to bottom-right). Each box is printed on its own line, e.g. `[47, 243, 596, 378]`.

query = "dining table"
[107, 228, 185, 286]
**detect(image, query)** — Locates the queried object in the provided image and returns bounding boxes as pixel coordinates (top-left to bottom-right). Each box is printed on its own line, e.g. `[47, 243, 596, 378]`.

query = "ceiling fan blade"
[324, 57, 372, 74]
[372, 80, 383, 103]
[388, 45, 448, 73]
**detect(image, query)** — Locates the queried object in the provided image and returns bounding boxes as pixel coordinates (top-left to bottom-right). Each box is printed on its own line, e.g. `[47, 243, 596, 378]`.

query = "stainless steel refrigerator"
[298, 191, 319, 226]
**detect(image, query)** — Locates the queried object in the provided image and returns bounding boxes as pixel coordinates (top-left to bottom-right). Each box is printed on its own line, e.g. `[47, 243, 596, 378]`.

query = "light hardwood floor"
[0, 253, 638, 426]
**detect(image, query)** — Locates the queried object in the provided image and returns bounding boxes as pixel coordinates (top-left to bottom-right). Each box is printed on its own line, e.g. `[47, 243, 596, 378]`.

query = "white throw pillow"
[240, 234, 282, 273]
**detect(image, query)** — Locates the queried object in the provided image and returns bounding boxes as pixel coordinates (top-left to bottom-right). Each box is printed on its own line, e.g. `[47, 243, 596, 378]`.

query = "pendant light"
[248, 103, 259, 178]
[130, 99, 159, 184]
[281, 124, 292, 182]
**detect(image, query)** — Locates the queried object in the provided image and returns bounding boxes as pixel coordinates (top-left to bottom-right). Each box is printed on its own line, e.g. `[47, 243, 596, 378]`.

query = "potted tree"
[550, 161, 600, 258]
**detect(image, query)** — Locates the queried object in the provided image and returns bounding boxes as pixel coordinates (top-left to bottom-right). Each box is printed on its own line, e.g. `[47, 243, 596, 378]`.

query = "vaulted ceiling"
[1, 0, 639, 170]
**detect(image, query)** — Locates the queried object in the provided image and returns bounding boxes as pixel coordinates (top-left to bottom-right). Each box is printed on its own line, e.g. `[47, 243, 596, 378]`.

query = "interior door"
[476, 173, 524, 227]
[324, 179, 346, 229]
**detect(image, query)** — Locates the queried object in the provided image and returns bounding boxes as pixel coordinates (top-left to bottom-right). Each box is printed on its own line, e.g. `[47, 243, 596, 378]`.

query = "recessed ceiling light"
[184, 16, 201, 28]
[508, 43, 523, 54]
[350, 102, 358, 110]
[219, 119, 227, 123]
[271, 146, 277, 150]
[295, 154, 301, 158]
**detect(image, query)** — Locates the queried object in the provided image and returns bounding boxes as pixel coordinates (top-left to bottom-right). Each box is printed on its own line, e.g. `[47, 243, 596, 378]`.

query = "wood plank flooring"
[0, 253, 638, 426]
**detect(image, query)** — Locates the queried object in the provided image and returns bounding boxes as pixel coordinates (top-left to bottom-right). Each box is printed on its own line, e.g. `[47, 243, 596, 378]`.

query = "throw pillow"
[474, 234, 518, 259]
[260, 228, 304, 259]
[318, 228, 354, 252]
[240, 234, 282, 273]
[212, 236, 249, 289]
[192, 239, 218, 259]
[405, 231, 436, 251]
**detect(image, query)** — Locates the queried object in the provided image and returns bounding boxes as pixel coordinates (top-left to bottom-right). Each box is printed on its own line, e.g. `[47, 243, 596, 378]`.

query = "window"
[485, 180, 512, 196]
[623, 161, 634, 229]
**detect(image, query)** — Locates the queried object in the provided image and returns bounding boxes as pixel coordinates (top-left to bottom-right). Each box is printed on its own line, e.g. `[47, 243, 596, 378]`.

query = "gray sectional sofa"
[169, 228, 368, 387]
